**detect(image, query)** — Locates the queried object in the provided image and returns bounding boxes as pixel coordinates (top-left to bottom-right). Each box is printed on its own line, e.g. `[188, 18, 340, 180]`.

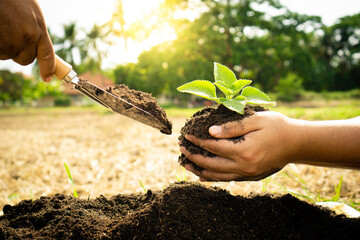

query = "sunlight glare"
[104, 0, 177, 66]
[122, 0, 163, 24]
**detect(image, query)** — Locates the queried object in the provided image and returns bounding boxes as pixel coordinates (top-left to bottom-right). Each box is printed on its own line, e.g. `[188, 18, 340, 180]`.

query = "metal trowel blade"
[74, 80, 172, 134]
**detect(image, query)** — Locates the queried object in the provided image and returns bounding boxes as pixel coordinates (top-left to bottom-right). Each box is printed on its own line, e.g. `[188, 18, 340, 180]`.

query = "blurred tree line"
[114, 0, 360, 101]
[0, 70, 60, 105]
[1, 0, 359, 104]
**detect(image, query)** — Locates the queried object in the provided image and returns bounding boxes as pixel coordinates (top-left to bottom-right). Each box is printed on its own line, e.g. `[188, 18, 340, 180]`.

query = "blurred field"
[1, 101, 360, 211]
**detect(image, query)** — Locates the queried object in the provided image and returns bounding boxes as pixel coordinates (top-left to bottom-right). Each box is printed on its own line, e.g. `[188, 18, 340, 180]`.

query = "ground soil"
[107, 84, 172, 134]
[178, 104, 266, 170]
[1, 182, 359, 240]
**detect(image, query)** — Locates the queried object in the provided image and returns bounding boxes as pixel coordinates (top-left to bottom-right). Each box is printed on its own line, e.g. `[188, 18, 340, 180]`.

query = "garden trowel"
[54, 55, 172, 134]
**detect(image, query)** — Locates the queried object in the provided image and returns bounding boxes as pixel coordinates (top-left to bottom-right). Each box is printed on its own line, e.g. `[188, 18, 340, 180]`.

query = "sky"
[1, 0, 359, 76]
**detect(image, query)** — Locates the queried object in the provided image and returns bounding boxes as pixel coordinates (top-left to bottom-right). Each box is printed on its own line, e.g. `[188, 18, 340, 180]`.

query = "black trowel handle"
[54, 55, 77, 83]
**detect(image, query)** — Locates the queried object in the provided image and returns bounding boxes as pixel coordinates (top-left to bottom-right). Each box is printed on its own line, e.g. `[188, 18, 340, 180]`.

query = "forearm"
[290, 116, 360, 169]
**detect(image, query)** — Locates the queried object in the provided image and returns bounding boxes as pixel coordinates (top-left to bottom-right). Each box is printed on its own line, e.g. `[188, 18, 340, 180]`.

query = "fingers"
[185, 134, 242, 159]
[37, 31, 55, 82]
[12, 47, 37, 65]
[0, 0, 55, 82]
[184, 161, 282, 182]
[180, 143, 261, 177]
[30, 0, 55, 82]
[0, 24, 38, 65]
[209, 113, 263, 138]
[12, 31, 40, 66]
[180, 147, 237, 172]
[184, 163, 240, 182]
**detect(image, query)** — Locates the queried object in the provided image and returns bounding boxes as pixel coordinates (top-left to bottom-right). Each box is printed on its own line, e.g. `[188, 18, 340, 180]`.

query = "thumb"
[209, 113, 261, 138]
[37, 31, 55, 82]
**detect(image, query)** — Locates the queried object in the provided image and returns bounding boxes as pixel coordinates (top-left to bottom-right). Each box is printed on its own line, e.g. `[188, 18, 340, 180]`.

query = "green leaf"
[214, 63, 237, 87]
[177, 80, 217, 101]
[64, 162, 78, 198]
[64, 162, 73, 182]
[230, 79, 252, 95]
[241, 86, 276, 106]
[214, 82, 233, 98]
[234, 95, 246, 101]
[219, 96, 246, 114]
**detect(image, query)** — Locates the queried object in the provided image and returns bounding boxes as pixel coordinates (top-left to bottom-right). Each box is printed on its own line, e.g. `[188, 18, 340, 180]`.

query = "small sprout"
[138, 179, 147, 193]
[7, 193, 20, 201]
[29, 188, 34, 201]
[332, 176, 343, 202]
[177, 62, 276, 114]
[64, 162, 78, 198]
[175, 167, 187, 182]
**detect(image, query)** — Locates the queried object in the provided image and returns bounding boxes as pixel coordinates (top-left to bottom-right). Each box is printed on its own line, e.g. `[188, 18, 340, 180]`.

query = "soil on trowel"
[1, 182, 359, 239]
[107, 84, 172, 134]
[178, 104, 266, 170]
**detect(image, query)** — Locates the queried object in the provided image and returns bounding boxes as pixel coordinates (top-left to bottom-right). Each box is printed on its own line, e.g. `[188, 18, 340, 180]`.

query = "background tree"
[321, 13, 360, 90]
[51, 23, 108, 73]
[52, 23, 80, 71]
[114, 0, 327, 97]
[0, 70, 27, 103]
[0, 70, 60, 104]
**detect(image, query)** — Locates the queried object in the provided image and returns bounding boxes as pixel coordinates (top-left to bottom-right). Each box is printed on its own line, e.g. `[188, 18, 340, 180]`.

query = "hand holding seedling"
[178, 62, 360, 182]
[180, 111, 292, 181]
[0, 0, 55, 82]
[181, 114, 360, 182]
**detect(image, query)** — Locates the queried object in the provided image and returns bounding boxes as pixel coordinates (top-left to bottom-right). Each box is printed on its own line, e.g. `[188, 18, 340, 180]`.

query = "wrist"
[283, 117, 308, 164]
[285, 118, 360, 168]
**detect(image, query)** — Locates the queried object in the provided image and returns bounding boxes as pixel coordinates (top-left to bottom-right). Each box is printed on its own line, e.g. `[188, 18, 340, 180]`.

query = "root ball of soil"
[178, 104, 266, 171]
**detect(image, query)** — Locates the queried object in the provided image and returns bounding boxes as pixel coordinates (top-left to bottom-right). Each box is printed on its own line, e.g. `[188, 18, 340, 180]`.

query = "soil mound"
[1, 182, 359, 239]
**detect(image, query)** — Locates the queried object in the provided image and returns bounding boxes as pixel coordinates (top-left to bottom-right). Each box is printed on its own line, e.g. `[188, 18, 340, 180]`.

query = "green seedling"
[138, 179, 147, 193]
[64, 162, 78, 198]
[7, 193, 20, 201]
[177, 62, 276, 114]
[29, 188, 34, 201]
[175, 167, 187, 182]
[331, 175, 343, 202]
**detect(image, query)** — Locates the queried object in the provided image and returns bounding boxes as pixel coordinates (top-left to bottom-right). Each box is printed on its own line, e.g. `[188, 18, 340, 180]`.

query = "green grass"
[29, 188, 34, 201]
[2, 97, 358, 120]
[270, 103, 360, 120]
[163, 99, 360, 120]
[175, 167, 187, 182]
[64, 162, 78, 198]
[263, 171, 360, 211]
[300, 89, 360, 101]
[138, 179, 147, 193]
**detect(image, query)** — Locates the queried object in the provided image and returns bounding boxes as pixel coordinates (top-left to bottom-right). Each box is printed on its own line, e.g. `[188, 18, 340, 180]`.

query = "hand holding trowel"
[54, 55, 172, 134]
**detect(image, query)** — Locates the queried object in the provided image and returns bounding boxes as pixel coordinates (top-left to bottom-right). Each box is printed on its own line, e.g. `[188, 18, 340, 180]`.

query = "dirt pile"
[107, 84, 172, 134]
[1, 182, 359, 239]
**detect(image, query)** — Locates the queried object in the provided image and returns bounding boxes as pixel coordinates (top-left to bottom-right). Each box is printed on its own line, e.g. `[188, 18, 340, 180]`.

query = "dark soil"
[178, 104, 266, 171]
[107, 84, 172, 134]
[1, 182, 358, 239]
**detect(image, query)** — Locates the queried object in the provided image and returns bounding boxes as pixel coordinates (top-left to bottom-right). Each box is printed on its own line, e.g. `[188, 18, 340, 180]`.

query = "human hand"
[0, 0, 55, 82]
[180, 111, 300, 181]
